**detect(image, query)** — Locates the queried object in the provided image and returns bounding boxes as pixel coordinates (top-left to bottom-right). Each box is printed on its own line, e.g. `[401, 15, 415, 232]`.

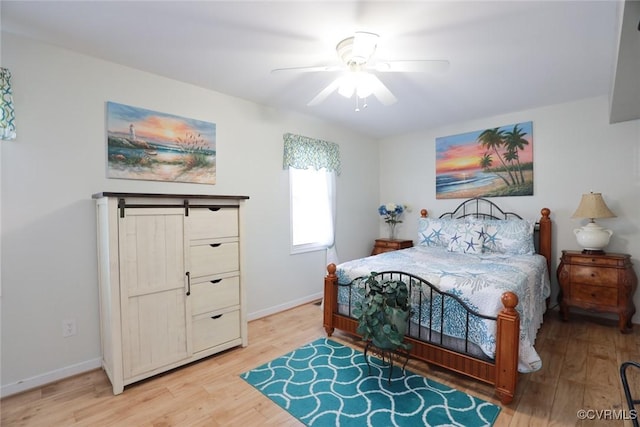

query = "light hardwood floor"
[2, 302, 638, 426]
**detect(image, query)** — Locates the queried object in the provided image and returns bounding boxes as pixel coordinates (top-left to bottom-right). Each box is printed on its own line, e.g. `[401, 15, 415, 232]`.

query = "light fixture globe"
[571, 192, 616, 254]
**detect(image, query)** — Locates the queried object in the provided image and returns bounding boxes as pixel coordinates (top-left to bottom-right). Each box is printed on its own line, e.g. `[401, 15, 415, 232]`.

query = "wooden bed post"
[538, 208, 552, 274]
[324, 263, 338, 336]
[494, 291, 520, 405]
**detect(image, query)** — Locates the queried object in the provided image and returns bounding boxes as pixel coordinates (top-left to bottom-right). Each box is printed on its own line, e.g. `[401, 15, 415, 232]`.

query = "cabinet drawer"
[565, 254, 622, 267]
[191, 276, 240, 315]
[572, 283, 618, 307]
[571, 265, 617, 287]
[192, 310, 240, 353]
[190, 242, 239, 278]
[190, 208, 238, 241]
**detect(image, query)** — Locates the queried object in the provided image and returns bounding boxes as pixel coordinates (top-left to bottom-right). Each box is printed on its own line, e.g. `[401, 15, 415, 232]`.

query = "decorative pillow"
[417, 218, 459, 248]
[446, 221, 485, 254]
[482, 219, 535, 255]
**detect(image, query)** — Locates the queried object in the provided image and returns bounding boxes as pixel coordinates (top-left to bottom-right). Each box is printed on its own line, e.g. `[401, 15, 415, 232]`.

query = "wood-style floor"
[2, 302, 639, 426]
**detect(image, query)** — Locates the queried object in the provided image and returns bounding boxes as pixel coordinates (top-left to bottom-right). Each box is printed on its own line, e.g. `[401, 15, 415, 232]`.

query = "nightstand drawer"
[571, 266, 618, 287]
[571, 283, 618, 307]
[371, 239, 413, 255]
[566, 254, 622, 267]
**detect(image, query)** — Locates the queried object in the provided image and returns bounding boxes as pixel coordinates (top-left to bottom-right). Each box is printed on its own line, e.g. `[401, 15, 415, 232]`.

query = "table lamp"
[571, 192, 616, 254]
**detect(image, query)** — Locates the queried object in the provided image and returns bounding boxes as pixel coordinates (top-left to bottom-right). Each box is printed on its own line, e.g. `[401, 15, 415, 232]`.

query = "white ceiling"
[1, 1, 625, 139]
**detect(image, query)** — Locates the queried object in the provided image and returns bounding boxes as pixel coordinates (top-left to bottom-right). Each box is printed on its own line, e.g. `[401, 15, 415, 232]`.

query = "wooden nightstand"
[371, 238, 413, 255]
[557, 250, 637, 333]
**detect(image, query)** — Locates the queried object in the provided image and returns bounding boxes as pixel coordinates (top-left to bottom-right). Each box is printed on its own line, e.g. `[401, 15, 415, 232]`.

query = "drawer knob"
[211, 314, 223, 320]
[209, 243, 221, 248]
[210, 279, 222, 284]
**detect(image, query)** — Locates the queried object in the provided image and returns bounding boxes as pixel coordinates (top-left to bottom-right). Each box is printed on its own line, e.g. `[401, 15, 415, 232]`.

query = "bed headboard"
[437, 197, 523, 220]
[420, 197, 552, 274]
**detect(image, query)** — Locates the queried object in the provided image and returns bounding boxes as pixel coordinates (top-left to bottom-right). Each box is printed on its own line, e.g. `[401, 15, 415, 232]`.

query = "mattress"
[335, 246, 551, 372]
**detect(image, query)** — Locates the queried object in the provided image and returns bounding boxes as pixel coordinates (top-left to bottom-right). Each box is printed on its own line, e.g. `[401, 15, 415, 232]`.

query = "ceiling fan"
[272, 31, 449, 110]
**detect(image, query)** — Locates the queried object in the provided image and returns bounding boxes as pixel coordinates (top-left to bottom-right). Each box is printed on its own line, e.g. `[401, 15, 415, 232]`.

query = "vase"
[388, 223, 396, 240]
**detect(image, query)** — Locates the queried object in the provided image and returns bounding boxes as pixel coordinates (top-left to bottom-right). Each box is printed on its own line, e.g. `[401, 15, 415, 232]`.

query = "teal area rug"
[240, 338, 500, 426]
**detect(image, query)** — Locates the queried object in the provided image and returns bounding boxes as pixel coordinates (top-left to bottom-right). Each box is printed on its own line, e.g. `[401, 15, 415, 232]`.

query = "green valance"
[283, 133, 341, 175]
[0, 68, 16, 141]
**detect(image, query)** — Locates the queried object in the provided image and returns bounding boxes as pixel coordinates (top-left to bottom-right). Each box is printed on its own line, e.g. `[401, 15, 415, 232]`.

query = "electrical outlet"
[62, 319, 76, 338]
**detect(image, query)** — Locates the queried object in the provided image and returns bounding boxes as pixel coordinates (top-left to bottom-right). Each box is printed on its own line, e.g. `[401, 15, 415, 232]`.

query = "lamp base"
[581, 249, 605, 255]
[574, 221, 613, 253]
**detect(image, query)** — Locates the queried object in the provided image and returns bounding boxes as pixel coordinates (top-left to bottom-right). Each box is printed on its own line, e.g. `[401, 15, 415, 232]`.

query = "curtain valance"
[283, 133, 341, 175]
[0, 68, 16, 141]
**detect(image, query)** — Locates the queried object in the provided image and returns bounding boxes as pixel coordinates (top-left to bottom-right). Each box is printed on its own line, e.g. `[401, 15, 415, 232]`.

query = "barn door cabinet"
[93, 192, 249, 394]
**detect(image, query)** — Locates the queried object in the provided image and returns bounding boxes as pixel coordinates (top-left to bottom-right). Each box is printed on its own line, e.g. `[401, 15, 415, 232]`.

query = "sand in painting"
[440, 170, 533, 199]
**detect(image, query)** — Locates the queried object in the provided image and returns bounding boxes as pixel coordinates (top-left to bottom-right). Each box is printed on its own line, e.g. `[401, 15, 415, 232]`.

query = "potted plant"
[353, 273, 413, 351]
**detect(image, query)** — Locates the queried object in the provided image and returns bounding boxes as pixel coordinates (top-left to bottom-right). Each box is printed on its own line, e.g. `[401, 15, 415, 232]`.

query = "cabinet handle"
[208, 207, 221, 212]
[209, 243, 221, 248]
[186, 272, 191, 296]
[211, 314, 223, 320]
[210, 279, 222, 284]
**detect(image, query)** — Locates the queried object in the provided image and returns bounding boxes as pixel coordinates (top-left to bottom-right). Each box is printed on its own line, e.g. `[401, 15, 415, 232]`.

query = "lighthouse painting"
[106, 101, 216, 184]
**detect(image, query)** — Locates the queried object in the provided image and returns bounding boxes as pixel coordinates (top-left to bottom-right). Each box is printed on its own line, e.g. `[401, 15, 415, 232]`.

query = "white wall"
[0, 33, 380, 395]
[379, 96, 640, 321]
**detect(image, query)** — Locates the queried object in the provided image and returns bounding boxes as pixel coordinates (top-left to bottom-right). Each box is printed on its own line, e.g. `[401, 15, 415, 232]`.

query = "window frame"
[288, 167, 335, 255]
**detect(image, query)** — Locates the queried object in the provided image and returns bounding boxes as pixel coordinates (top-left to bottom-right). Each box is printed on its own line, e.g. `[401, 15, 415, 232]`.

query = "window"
[289, 167, 335, 254]
[283, 132, 340, 260]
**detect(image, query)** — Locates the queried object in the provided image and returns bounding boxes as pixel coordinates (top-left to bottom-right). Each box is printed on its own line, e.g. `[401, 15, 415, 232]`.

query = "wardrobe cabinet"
[93, 192, 249, 394]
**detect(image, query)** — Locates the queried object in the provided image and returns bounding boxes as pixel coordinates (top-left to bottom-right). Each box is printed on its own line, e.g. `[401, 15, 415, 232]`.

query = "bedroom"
[1, 0, 639, 424]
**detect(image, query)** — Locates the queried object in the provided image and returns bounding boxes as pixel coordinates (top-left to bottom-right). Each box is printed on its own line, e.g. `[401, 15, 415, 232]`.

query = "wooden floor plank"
[1, 304, 637, 427]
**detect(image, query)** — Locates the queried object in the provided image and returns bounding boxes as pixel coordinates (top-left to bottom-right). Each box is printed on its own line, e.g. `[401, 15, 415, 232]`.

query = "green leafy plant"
[353, 273, 413, 351]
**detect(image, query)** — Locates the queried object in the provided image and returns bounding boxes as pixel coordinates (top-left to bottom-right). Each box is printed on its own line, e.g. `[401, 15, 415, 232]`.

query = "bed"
[323, 197, 552, 404]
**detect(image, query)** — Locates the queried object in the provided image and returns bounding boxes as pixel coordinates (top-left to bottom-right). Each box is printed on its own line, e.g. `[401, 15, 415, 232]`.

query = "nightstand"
[371, 238, 413, 255]
[557, 250, 637, 333]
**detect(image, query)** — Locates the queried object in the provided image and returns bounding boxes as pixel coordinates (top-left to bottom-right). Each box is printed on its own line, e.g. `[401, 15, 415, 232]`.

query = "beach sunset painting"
[436, 121, 533, 199]
[107, 102, 216, 184]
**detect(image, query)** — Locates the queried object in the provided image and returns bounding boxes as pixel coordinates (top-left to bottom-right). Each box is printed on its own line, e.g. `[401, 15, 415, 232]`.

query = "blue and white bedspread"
[335, 246, 550, 373]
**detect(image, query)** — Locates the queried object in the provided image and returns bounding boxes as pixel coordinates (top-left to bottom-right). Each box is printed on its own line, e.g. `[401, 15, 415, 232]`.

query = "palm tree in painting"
[477, 128, 516, 185]
[479, 152, 510, 186]
[503, 124, 529, 184]
[502, 149, 521, 185]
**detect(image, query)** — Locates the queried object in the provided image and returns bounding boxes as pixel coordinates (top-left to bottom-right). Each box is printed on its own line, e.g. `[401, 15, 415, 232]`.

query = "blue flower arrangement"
[378, 203, 406, 239]
[378, 203, 405, 225]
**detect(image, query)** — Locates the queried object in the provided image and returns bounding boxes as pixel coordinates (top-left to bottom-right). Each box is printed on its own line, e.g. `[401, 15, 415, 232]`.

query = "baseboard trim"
[247, 292, 323, 321]
[2, 296, 324, 398]
[1, 357, 102, 398]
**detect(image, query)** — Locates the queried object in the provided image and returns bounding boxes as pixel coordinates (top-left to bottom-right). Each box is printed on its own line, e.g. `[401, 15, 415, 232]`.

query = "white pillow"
[447, 221, 485, 254]
[482, 219, 535, 255]
[417, 218, 460, 248]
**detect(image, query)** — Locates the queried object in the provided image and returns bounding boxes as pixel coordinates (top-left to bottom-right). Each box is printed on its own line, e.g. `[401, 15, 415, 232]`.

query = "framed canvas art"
[436, 121, 533, 199]
[106, 102, 216, 184]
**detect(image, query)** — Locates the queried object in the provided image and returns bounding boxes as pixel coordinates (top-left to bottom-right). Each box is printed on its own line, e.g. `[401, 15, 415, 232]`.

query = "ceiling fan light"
[355, 72, 376, 98]
[336, 75, 355, 98]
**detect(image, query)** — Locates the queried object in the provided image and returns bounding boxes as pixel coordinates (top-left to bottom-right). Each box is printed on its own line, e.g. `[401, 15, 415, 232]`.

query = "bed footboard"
[323, 263, 520, 404]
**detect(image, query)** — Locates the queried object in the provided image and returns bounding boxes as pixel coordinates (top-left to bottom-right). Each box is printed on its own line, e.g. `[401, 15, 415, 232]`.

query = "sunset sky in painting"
[436, 122, 533, 174]
[107, 102, 216, 148]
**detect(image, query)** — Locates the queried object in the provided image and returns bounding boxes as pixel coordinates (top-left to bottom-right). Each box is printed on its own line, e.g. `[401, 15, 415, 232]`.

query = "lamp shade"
[571, 192, 616, 220]
[571, 192, 616, 253]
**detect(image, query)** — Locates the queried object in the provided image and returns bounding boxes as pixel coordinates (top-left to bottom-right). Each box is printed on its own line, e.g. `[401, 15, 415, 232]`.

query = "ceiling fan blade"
[307, 78, 341, 106]
[271, 65, 343, 73]
[368, 75, 397, 106]
[373, 60, 450, 73]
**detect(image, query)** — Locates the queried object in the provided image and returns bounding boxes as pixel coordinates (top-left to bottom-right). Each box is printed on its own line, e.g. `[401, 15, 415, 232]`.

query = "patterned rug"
[240, 338, 501, 426]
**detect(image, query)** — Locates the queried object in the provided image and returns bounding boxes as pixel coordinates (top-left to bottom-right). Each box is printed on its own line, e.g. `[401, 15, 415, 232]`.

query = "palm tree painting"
[436, 121, 533, 199]
[107, 102, 216, 184]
